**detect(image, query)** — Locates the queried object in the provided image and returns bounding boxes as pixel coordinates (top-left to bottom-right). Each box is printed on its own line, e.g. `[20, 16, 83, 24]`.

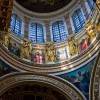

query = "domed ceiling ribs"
[16, 0, 71, 13]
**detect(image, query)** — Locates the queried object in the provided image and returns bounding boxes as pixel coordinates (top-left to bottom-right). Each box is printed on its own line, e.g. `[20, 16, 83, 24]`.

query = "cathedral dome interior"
[0, 0, 100, 100]
[16, 0, 72, 13]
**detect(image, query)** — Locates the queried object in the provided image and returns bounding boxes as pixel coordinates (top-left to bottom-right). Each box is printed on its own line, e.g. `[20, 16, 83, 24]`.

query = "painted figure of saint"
[56, 48, 67, 61]
[79, 37, 90, 52]
[34, 52, 43, 64]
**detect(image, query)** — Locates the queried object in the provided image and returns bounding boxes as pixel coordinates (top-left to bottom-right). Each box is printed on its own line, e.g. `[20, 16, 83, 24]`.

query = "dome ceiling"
[15, 0, 72, 13]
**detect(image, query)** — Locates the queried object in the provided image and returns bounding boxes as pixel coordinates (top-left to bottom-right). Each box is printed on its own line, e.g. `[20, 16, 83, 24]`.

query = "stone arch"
[0, 73, 86, 100]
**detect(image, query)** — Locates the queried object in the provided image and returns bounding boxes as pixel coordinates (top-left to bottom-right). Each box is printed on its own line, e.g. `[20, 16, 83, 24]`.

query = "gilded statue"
[45, 42, 56, 62]
[86, 22, 96, 41]
[3, 33, 10, 48]
[68, 37, 78, 56]
[3, 29, 11, 47]
[21, 39, 32, 59]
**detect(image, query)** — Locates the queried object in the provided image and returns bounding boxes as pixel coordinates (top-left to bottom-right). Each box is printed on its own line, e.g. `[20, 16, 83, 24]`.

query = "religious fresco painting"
[31, 50, 45, 64]
[56, 47, 68, 61]
[58, 58, 96, 100]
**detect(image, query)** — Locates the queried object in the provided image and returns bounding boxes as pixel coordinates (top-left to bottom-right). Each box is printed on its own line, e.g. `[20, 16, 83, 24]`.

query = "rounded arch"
[0, 73, 86, 100]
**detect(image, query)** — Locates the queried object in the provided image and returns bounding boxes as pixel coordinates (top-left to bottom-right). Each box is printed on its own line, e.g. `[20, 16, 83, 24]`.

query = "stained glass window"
[52, 21, 67, 42]
[10, 14, 22, 35]
[29, 23, 44, 43]
[72, 9, 85, 33]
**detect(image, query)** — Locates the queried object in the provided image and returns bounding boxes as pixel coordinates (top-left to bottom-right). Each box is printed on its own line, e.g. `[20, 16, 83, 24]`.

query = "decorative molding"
[0, 38, 99, 73]
[13, 0, 80, 20]
[90, 51, 100, 100]
[0, 73, 86, 100]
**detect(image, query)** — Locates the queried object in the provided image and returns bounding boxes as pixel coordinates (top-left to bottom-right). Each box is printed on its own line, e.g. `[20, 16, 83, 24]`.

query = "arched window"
[29, 23, 44, 43]
[87, 0, 94, 10]
[10, 14, 22, 35]
[72, 9, 85, 33]
[52, 21, 67, 42]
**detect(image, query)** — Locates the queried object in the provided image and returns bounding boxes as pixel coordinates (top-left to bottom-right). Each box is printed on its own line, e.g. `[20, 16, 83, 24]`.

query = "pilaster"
[64, 14, 73, 35]
[23, 16, 30, 39]
[45, 21, 51, 42]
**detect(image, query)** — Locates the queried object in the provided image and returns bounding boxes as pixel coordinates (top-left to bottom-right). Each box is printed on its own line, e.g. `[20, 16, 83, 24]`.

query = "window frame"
[72, 8, 85, 33]
[52, 20, 68, 42]
[10, 14, 22, 36]
[29, 22, 45, 44]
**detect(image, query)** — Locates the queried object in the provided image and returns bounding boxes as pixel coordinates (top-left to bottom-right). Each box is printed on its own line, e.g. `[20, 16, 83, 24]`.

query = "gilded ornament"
[86, 23, 96, 41]
[45, 42, 56, 62]
[21, 39, 32, 59]
[68, 37, 78, 56]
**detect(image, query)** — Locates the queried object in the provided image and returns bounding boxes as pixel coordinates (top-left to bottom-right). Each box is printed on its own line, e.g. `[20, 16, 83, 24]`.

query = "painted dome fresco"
[16, 0, 71, 13]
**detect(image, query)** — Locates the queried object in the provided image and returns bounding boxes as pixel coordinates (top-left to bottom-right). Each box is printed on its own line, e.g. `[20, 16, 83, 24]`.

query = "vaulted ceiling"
[16, 0, 72, 13]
